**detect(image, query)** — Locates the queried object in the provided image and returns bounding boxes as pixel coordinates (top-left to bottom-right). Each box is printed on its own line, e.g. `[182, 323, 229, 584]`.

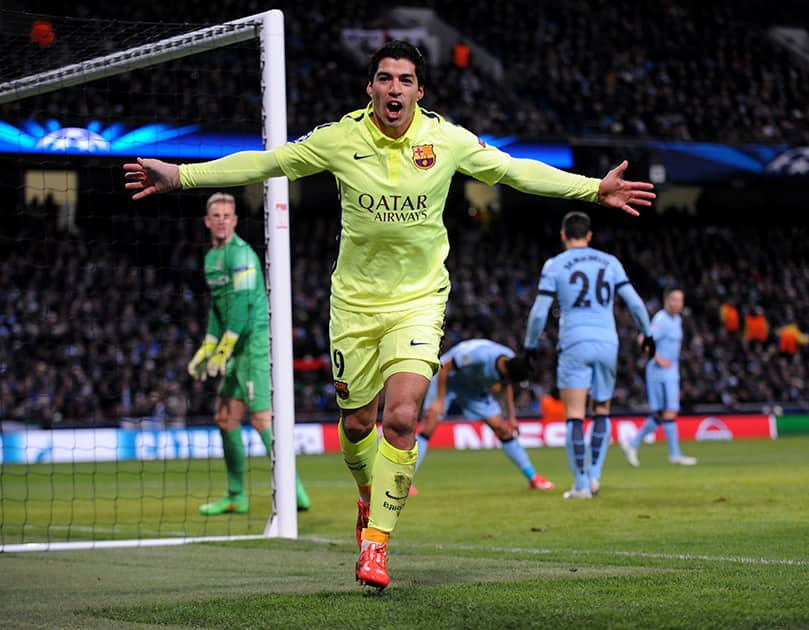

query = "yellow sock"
[368, 437, 417, 534]
[338, 419, 378, 491]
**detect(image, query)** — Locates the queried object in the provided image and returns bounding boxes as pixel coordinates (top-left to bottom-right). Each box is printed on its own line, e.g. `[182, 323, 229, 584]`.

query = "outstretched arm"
[500, 157, 655, 216]
[124, 151, 284, 200]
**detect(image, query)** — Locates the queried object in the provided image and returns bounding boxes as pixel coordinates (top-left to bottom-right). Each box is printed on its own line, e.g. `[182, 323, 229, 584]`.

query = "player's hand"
[597, 160, 656, 216]
[123, 157, 181, 200]
[641, 335, 656, 359]
[508, 417, 520, 435]
[207, 331, 240, 378]
[187, 335, 219, 381]
[426, 401, 445, 422]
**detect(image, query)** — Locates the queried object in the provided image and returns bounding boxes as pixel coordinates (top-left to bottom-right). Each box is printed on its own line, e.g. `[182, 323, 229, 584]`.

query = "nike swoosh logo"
[385, 490, 409, 501]
[410, 340, 429, 346]
[353, 152, 374, 160]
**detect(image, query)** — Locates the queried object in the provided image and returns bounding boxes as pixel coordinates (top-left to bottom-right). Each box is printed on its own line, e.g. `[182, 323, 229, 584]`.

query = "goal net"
[0, 9, 299, 551]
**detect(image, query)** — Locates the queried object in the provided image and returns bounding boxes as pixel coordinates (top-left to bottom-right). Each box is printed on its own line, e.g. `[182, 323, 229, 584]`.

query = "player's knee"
[213, 410, 231, 430]
[493, 422, 513, 441]
[383, 400, 419, 437]
[340, 409, 376, 440]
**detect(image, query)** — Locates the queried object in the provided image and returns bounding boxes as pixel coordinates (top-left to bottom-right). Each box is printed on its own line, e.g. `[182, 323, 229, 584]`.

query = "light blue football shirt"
[442, 339, 514, 394]
[533, 246, 630, 348]
[647, 309, 682, 374]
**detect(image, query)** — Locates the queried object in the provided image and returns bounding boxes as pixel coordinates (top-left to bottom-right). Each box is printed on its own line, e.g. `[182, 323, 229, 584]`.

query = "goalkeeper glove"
[187, 334, 218, 381]
[641, 335, 656, 359]
[207, 331, 240, 378]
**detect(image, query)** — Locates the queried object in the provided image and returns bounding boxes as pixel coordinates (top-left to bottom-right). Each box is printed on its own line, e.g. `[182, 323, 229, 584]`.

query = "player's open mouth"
[386, 101, 403, 117]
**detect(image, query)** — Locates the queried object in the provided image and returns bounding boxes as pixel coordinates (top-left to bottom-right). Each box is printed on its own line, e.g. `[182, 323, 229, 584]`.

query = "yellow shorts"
[329, 297, 446, 409]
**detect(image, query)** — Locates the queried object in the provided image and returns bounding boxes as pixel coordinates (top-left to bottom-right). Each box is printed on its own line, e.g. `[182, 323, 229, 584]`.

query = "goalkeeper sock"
[258, 427, 272, 454]
[501, 436, 536, 481]
[339, 419, 378, 500]
[367, 436, 416, 534]
[589, 415, 611, 482]
[221, 427, 245, 496]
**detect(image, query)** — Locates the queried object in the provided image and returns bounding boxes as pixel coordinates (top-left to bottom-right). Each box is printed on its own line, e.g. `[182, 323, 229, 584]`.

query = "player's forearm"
[618, 285, 652, 336]
[505, 385, 516, 419]
[206, 309, 223, 340]
[524, 294, 554, 348]
[180, 151, 283, 188]
[502, 158, 600, 202]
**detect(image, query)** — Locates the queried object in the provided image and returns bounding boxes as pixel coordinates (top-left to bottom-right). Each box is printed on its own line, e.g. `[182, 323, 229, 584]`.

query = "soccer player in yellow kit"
[125, 40, 655, 590]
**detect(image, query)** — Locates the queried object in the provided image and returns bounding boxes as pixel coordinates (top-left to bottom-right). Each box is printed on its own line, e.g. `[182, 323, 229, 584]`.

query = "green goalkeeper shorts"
[218, 328, 271, 413]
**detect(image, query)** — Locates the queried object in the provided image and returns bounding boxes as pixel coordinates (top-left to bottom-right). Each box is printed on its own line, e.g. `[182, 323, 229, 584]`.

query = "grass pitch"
[1, 437, 808, 629]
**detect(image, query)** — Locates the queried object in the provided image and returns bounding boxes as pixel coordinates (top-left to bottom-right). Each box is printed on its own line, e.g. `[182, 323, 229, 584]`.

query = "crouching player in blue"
[524, 211, 655, 499]
[621, 286, 697, 467]
[413, 338, 555, 494]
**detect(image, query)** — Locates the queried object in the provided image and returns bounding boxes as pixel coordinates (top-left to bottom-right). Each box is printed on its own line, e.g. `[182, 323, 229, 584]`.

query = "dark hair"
[561, 211, 591, 239]
[504, 356, 530, 383]
[663, 285, 683, 298]
[367, 40, 426, 86]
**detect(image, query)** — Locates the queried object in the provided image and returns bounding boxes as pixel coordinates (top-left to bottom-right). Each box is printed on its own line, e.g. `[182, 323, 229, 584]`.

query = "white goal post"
[0, 9, 298, 550]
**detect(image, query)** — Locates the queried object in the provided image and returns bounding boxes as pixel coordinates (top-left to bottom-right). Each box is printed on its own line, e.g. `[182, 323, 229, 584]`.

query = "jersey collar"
[363, 102, 423, 144]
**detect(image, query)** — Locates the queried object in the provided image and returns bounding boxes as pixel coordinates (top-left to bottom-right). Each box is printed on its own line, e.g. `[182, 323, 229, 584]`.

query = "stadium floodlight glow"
[0, 9, 299, 551]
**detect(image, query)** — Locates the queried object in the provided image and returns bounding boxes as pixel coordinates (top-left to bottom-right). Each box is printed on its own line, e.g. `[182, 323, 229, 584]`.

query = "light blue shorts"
[423, 377, 501, 420]
[556, 340, 618, 402]
[645, 373, 680, 412]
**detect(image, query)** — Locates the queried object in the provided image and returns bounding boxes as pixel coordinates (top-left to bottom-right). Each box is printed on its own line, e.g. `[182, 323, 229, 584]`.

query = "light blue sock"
[662, 420, 681, 458]
[501, 437, 536, 481]
[589, 415, 611, 482]
[565, 419, 588, 491]
[631, 416, 659, 449]
[414, 433, 429, 475]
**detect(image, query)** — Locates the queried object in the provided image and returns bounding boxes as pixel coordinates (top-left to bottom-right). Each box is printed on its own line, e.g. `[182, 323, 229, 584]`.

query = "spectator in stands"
[720, 302, 740, 334]
[744, 305, 770, 348]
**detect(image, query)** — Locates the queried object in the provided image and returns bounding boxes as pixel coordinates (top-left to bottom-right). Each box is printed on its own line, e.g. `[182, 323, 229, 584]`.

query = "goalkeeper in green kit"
[188, 192, 310, 515]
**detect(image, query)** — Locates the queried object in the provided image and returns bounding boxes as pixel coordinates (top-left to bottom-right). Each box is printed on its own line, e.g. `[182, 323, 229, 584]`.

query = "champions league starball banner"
[0, 119, 574, 167]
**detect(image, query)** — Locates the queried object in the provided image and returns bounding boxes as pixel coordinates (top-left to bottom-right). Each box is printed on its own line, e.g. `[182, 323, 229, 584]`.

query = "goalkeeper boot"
[355, 500, 370, 549]
[199, 492, 249, 516]
[356, 541, 390, 590]
[529, 473, 555, 490]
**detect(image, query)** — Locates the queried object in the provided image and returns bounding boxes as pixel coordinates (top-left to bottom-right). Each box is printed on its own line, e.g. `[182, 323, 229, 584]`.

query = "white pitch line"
[300, 536, 809, 567]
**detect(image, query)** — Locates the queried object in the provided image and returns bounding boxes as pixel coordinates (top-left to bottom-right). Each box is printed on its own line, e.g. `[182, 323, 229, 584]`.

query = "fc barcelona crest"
[412, 144, 436, 170]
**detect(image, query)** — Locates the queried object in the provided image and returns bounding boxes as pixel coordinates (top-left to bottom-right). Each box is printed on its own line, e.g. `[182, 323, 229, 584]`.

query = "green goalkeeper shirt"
[182, 102, 601, 312]
[204, 233, 268, 341]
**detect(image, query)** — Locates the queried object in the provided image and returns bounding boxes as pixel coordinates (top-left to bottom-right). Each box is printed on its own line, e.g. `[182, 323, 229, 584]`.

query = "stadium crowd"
[2, 194, 808, 427]
[2, 0, 808, 143]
